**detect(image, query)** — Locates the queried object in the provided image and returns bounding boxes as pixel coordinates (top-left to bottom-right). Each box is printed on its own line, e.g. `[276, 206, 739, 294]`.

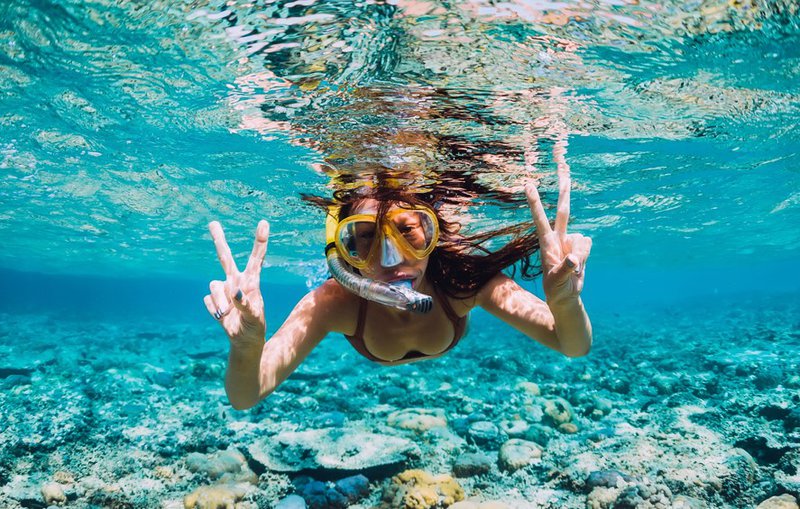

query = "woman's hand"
[204, 220, 270, 347]
[526, 138, 592, 307]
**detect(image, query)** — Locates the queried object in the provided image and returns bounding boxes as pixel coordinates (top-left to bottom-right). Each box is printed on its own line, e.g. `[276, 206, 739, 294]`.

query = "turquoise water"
[1, 0, 800, 508]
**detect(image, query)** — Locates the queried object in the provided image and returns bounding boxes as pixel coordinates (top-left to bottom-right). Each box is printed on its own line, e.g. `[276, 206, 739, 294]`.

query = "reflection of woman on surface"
[204, 147, 593, 410]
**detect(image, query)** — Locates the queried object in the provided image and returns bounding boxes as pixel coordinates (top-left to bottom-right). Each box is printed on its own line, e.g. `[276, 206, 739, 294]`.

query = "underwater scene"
[1, 0, 799, 508]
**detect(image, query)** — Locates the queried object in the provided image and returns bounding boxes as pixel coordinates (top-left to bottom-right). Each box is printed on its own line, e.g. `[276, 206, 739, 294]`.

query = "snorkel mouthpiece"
[388, 280, 433, 313]
[325, 249, 433, 314]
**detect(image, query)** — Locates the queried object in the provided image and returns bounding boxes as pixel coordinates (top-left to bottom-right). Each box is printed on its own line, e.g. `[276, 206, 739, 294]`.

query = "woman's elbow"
[558, 336, 592, 357]
[227, 390, 269, 411]
[229, 399, 256, 411]
[562, 346, 591, 358]
[560, 339, 592, 358]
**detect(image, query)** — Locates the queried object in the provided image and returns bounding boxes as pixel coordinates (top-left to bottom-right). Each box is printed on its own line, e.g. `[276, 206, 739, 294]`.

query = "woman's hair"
[302, 170, 546, 299]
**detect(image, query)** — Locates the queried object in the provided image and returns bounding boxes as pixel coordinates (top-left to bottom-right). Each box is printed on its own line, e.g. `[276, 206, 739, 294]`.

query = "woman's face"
[350, 198, 432, 289]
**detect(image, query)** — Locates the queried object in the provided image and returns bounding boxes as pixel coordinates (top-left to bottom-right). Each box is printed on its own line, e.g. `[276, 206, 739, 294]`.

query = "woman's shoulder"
[437, 286, 479, 318]
[308, 279, 361, 334]
[444, 272, 511, 316]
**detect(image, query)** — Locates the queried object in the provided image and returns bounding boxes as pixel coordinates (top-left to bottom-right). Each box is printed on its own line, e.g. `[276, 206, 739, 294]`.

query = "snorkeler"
[204, 164, 592, 410]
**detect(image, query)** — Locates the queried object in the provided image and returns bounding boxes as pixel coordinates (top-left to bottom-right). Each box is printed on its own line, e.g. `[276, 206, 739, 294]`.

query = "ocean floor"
[1, 293, 799, 509]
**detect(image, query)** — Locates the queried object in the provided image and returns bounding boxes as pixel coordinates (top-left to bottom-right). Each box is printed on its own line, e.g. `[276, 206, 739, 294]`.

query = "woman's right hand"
[204, 220, 270, 347]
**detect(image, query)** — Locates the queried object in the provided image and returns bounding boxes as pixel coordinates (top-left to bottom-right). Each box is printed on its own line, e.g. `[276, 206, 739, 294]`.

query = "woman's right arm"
[227, 279, 352, 409]
[204, 220, 353, 410]
[226, 286, 337, 409]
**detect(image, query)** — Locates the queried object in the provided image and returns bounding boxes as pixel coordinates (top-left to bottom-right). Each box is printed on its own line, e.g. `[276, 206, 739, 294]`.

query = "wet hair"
[302, 173, 545, 300]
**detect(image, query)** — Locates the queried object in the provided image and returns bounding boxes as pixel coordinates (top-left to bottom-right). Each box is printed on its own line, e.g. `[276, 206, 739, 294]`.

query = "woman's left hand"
[525, 141, 592, 307]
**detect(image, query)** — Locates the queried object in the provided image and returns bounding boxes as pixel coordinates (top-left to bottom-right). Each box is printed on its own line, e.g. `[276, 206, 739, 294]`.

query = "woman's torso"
[343, 284, 468, 365]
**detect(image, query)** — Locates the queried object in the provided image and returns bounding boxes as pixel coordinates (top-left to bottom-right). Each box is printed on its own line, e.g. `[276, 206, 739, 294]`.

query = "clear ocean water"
[1, 1, 799, 508]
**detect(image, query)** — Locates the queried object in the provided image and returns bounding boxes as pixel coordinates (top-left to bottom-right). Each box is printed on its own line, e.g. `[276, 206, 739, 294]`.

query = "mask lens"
[337, 218, 377, 265]
[390, 210, 437, 254]
[335, 208, 439, 267]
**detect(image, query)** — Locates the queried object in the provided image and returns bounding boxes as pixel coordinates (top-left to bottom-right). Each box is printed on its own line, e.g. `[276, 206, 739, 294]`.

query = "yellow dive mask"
[329, 205, 439, 270]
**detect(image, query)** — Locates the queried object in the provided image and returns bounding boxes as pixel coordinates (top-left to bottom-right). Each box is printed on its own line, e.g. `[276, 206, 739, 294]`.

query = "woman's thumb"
[230, 288, 251, 316]
[553, 255, 580, 283]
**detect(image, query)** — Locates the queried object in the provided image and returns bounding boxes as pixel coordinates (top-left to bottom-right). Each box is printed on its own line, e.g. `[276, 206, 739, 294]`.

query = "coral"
[154, 465, 175, 479]
[614, 481, 673, 509]
[543, 397, 573, 427]
[388, 408, 448, 432]
[498, 419, 529, 438]
[497, 439, 542, 472]
[382, 469, 465, 509]
[249, 428, 418, 474]
[450, 501, 510, 509]
[185, 449, 257, 484]
[41, 482, 67, 506]
[0, 494, 22, 509]
[585, 470, 634, 490]
[514, 381, 540, 396]
[256, 471, 293, 504]
[719, 448, 762, 505]
[756, 494, 799, 509]
[52, 470, 75, 484]
[558, 422, 579, 434]
[586, 486, 620, 509]
[672, 495, 710, 508]
[183, 483, 250, 509]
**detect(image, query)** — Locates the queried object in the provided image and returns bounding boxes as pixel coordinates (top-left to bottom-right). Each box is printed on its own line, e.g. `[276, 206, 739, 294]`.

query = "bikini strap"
[353, 297, 369, 339]
[343, 297, 384, 361]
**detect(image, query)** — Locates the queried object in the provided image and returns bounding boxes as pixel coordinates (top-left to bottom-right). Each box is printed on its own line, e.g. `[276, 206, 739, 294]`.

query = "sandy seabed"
[1, 294, 798, 509]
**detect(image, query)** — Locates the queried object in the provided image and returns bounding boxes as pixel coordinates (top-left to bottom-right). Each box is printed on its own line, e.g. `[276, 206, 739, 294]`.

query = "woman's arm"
[473, 273, 591, 357]
[226, 279, 354, 409]
[465, 134, 593, 357]
[204, 220, 355, 410]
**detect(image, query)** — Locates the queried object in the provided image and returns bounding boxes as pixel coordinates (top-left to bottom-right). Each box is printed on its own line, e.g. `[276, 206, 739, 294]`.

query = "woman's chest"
[361, 305, 457, 361]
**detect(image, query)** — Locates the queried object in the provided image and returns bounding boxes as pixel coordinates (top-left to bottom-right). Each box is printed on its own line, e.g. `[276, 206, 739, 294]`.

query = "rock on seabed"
[248, 428, 419, 473]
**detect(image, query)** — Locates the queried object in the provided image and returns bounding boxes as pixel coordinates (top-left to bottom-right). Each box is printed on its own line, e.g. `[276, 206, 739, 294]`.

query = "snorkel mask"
[325, 204, 439, 313]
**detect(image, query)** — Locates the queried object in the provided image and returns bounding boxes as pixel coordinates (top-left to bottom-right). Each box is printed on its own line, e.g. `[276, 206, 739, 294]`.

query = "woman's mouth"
[386, 274, 416, 287]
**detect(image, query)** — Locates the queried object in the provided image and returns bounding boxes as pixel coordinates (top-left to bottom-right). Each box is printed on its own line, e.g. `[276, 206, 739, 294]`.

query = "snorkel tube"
[325, 208, 433, 313]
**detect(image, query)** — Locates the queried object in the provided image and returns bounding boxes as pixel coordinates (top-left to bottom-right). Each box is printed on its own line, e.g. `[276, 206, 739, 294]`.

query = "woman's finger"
[244, 220, 270, 276]
[578, 236, 592, 265]
[568, 235, 592, 272]
[553, 136, 571, 236]
[209, 280, 231, 317]
[203, 294, 220, 320]
[551, 254, 579, 284]
[229, 286, 257, 323]
[525, 184, 552, 237]
[209, 221, 238, 278]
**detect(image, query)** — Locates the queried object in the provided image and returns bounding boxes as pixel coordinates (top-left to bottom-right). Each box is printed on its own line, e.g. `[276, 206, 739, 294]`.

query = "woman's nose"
[380, 236, 404, 267]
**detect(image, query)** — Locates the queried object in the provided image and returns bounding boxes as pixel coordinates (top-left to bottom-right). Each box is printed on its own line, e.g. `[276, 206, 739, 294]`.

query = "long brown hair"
[302, 171, 545, 299]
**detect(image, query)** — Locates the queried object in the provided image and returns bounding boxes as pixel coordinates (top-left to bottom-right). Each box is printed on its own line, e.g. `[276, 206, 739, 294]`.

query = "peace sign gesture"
[203, 220, 270, 345]
[525, 138, 592, 307]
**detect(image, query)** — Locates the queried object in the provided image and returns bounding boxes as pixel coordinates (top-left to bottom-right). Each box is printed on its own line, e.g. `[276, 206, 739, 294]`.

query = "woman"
[203, 163, 592, 410]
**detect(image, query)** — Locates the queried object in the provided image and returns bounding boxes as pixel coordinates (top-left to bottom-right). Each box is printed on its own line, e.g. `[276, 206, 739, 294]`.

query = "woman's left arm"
[474, 272, 591, 357]
[472, 139, 593, 357]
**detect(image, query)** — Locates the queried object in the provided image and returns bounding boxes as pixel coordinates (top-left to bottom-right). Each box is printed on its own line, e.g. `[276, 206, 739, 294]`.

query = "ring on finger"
[215, 304, 232, 320]
[213, 301, 232, 319]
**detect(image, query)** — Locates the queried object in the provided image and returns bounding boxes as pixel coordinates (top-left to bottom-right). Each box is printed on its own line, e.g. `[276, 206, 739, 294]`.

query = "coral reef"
[382, 469, 465, 509]
[1, 294, 797, 508]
